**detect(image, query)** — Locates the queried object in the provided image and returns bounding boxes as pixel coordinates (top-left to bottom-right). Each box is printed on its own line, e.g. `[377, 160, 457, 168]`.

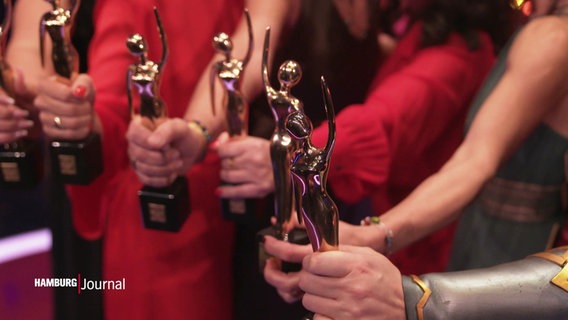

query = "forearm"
[184, 0, 300, 139]
[379, 144, 496, 252]
[403, 246, 568, 320]
[6, 0, 52, 94]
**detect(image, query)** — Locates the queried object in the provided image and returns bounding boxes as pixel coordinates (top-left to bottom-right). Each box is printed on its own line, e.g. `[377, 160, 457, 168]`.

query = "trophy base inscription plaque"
[0, 139, 43, 188]
[257, 226, 310, 273]
[139, 176, 190, 232]
[49, 132, 103, 185]
[221, 195, 256, 225]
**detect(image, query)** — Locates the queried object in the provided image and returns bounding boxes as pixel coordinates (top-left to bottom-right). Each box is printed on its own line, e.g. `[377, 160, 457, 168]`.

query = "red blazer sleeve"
[312, 26, 494, 205]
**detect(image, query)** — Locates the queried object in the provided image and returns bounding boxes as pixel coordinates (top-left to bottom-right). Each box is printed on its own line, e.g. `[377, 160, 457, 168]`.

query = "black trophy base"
[50, 132, 103, 185]
[0, 139, 43, 188]
[139, 176, 190, 232]
[257, 226, 310, 273]
[221, 196, 256, 225]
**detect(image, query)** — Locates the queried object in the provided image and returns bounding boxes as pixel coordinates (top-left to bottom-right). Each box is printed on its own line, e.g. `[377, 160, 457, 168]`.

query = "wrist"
[360, 216, 394, 255]
[187, 119, 212, 162]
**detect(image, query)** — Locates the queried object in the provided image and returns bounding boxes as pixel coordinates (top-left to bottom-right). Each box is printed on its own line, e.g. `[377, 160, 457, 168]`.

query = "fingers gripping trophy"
[210, 9, 256, 223]
[127, 8, 190, 232]
[0, 0, 42, 188]
[40, 0, 103, 184]
[257, 26, 311, 273]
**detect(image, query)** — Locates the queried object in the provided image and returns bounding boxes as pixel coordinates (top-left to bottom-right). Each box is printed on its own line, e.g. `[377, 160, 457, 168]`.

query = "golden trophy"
[0, 0, 42, 188]
[257, 27, 310, 273]
[287, 76, 338, 253]
[290, 77, 338, 320]
[210, 9, 256, 224]
[127, 8, 189, 232]
[40, 0, 103, 184]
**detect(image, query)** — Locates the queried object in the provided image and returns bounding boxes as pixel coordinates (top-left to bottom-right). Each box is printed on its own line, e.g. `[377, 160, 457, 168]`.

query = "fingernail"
[15, 130, 28, 138]
[0, 95, 15, 105]
[73, 85, 87, 98]
[14, 109, 30, 117]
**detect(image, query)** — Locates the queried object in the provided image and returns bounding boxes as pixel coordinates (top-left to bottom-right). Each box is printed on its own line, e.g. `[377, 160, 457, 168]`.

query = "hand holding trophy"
[288, 76, 338, 320]
[210, 9, 256, 224]
[0, 0, 42, 188]
[39, 0, 103, 184]
[127, 7, 189, 232]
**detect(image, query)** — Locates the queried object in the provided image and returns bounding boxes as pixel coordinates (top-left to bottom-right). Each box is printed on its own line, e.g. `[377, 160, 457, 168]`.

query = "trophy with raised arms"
[127, 8, 189, 232]
[289, 76, 339, 320]
[40, 0, 103, 184]
[287, 76, 338, 253]
[210, 9, 256, 224]
[257, 27, 310, 273]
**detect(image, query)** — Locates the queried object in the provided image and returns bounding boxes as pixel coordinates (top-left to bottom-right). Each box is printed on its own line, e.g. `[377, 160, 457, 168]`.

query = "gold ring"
[53, 116, 63, 129]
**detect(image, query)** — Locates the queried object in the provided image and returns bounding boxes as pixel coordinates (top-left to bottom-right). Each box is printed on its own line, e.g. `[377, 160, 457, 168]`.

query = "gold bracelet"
[410, 274, 431, 320]
[187, 119, 212, 143]
[187, 120, 211, 162]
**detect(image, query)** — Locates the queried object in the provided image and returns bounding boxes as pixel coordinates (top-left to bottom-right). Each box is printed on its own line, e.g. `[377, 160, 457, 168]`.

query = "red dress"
[311, 22, 496, 274]
[66, 0, 242, 319]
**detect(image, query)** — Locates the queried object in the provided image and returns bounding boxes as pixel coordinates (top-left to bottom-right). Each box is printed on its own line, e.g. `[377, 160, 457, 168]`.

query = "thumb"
[147, 118, 187, 149]
[71, 74, 95, 102]
[12, 68, 30, 97]
[211, 131, 230, 150]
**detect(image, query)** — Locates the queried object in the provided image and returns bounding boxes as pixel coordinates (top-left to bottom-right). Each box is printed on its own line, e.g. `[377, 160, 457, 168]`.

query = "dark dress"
[448, 33, 568, 271]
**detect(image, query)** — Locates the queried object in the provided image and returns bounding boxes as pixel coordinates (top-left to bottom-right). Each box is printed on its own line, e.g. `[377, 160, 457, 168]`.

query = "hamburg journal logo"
[34, 275, 126, 294]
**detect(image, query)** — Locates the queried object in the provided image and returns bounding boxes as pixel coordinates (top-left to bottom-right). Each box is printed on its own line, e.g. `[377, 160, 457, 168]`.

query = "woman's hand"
[0, 93, 32, 144]
[262, 235, 313, 303]
[299, 245, 405, 320]
[339, 220, 388, 253]
[0, 68, 40, 144]
[215, 133, 275, 198]
[34, 74, 96, 141]
[126, 117, 207, 187]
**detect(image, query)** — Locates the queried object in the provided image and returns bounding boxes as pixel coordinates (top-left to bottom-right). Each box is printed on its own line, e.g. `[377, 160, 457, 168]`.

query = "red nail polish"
[73, 85, 87, 98]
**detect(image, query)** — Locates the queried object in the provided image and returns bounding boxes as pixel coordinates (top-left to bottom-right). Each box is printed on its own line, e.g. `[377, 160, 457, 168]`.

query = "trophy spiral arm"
[153, 7, 168, 72]
[321, 76, 336, 167]
[261, 27, 274, 100]
[241, 8, 253, 67]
